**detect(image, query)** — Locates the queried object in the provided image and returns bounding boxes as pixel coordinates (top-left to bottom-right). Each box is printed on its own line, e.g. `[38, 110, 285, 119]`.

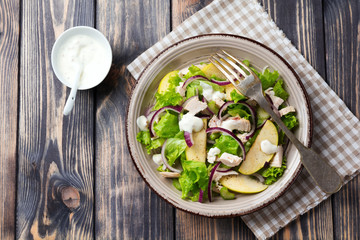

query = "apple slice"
[220, 174, 268, 194]
[238, 120, 278, 175]
[158, 70, 179, 93]
[185, 119, 207, 162]
[202, 63, 226, 79]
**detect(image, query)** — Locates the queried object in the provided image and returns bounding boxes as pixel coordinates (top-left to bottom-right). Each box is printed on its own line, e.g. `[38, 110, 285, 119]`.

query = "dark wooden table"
[1, 0, 359, 239]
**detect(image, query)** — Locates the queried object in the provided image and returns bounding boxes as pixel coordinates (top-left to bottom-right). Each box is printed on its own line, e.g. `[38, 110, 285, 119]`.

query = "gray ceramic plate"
[126, 34, 312, 217]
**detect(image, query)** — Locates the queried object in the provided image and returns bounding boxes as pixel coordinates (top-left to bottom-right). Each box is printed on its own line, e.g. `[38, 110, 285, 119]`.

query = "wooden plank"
[0, 0, 20, 239]
[94, 1, 174, 239]
[16, 0, 95, 239]
[259, 0, 334, 239]
[173, 0, 255, 239]
[323, 0, 360, 239]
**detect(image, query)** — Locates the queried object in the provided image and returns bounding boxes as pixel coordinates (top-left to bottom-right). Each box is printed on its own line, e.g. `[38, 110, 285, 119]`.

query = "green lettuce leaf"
[259, 157, 287, 185]
[136, 131, 165, 154]
[184, 65, 206, 79]
[165, 136, 187, 166]
[172, 179, 182, 191]
[213, 135, 239, 155]
[167, 72, 182, 91]
[154, 91, 183, 110]
[136, 131, 151, 145]
[186, 80, 224, 99]
[208, 100, 219, 115]
[227, 104, 251, 120]
[230, 89, 247, 103]
[153, 112, 180, 138]
[260, 68, 279, 90]
[273, 79, 289, 100]
[282, 112, 299, 130]
[178, 159, 209, 201]
[278, 112, 299, 144]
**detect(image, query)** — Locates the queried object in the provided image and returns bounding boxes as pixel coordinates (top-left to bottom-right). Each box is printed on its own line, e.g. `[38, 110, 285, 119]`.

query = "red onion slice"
[218, 101, 235, 120]
[196, 114, 211, 119]
[149, 106, 183, 138]
[199, 189, 204, 203]
[207, 162, 221, 202]
[206, 127, 246, 161]
[161, 140, 182, 173]
[181, 75, 209, 89]
[146, 111, 156, 122]
[184, 131, 194, 147]
[210, 78, 231, 85]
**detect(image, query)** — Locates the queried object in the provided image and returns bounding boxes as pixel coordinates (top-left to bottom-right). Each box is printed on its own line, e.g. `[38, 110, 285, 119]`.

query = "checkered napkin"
[127, 0, 360, 239]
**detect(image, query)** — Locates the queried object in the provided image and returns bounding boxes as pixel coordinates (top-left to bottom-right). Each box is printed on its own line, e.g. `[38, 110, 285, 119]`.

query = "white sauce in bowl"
[56, 34, 108, 87]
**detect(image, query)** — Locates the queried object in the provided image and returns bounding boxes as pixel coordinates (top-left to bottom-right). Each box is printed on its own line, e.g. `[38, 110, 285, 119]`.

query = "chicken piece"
[218, 152, 243, 167]
[279, 106, 296, 116]
[264, 87, 284, 109]
[183, 97, 207, 115]
[159, 172, 181, 178]
[209, 115, 221, 128]
[270, 145, 283, 168]
[214, 96, 225, 107]
[221, 116, 251, 132]
[236, 133, 249, 143]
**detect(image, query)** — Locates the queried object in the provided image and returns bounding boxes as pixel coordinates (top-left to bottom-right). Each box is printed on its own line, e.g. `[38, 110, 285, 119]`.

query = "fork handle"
[254, 94, 342, 194]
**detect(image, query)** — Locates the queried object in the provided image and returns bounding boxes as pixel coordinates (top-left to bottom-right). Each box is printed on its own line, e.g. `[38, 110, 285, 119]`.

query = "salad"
[136, 60, 299, 203]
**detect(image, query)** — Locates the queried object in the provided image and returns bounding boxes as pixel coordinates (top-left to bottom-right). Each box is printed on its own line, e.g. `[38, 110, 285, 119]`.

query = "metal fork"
[209, 50, 342, 194]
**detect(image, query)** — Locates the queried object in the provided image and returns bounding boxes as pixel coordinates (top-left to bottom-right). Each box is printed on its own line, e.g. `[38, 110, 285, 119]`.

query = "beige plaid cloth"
[127, 0, 360, 239]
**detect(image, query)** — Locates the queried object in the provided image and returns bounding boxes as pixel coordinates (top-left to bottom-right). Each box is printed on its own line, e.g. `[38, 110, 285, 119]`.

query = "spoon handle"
[63, 65, 82, 115]
[63, 86, 78, 115]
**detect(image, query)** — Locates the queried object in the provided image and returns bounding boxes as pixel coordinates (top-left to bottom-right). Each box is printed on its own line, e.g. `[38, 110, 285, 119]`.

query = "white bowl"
[51, 26, 112, 90]
[126, 34, 312, 217]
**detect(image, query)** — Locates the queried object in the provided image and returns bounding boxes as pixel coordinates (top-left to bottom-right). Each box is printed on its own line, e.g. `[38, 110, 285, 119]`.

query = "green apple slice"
[185, 119, 207, 162]
[239, 120, 278, 175]
[220, 174, 268, 194]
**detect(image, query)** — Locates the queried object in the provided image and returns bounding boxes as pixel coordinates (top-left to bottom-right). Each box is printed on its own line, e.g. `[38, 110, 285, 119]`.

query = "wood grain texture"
[260, 0, 334, 239]
[16, 0, 95, 239]
[94, 1, 174, 239]
[0, 0, 19, 239]
[172, 0, 255, 239]
[324, 0, 360, 239]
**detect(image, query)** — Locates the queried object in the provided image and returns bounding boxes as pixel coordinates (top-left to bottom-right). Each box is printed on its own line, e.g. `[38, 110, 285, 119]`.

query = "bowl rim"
[126, 33, 313, 218]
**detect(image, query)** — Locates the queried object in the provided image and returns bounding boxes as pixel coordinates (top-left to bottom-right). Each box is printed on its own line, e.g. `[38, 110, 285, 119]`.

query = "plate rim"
[126, 33, 313, 217]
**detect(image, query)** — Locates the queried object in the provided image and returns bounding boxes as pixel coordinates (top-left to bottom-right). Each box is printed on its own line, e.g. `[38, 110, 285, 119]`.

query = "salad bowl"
[126, 34, 312, 217]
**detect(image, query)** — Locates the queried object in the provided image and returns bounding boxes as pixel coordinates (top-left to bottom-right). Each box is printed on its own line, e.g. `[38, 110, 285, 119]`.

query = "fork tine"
[212, 53, 246, 81]
[208, 57, 237, 86]
[216, 52, 249, 78]
[221, 50, 253, 74]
